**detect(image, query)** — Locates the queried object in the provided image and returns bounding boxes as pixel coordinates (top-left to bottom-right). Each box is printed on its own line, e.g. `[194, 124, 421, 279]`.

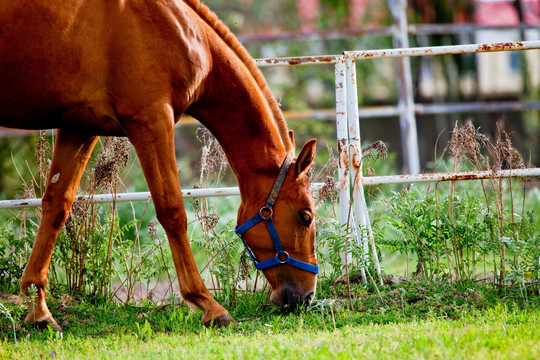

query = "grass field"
[1, 279, 539, 359]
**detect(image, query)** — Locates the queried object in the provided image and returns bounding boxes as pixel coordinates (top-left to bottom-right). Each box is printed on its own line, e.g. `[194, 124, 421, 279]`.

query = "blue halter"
[235, 153, 319, 274]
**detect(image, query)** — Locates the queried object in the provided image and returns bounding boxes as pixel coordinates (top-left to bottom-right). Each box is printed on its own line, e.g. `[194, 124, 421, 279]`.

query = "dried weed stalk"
[62, 201, 92, 293]
[443, 120, 531, 283]
[21, 183, 36, 201]
[363, 141, 388, 177]
[35, 130, 51, 193]
[446, 120, 490, 170]
[494, 131, 525, 171]
[316, 145, 338, 211]
[196, 127, 228, 185]
[194, 128, 229, 292]
[90, 137, 130, 193]
[147, 220, 158, 239]
[446, 120, 490, 280]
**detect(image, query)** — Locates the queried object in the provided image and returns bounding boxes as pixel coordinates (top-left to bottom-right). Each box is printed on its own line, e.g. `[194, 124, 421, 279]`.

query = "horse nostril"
[283, 287, 302, 310]
[303, 291, 315, 305]
[279, 287, 315, 310]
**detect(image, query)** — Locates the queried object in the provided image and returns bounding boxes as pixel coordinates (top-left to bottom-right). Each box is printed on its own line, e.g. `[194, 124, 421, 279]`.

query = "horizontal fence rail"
[0, 184, 325, 210]
[345, 40, 540, 60]
[255, 40, 540, 66]
[363, 168, 540, 186]
[0, 187, 239, 210]
[2, 168, 538, 210]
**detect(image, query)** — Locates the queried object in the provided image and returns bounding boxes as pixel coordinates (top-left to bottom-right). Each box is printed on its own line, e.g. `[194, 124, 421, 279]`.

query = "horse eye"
[299, 211, 312, 226]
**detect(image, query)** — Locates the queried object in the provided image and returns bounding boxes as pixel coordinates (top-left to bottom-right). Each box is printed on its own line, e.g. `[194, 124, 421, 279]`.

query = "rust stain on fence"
[339, 149, 350, 172]
[260, 55, 336, 66]
[362, 169, 540, 186]
[478, 42, 523, 52]
[351, 152, 362, 171]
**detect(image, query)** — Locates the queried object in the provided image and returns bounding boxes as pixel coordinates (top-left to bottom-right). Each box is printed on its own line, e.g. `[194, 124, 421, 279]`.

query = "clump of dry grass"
[35, 131, 51, 190]
[193, 128, 229, 233]
[445, 119, 527, 173]
[306, 161, 316, 182]
[191, 185, 220, 236]
[495, 131, 525, 171]
[316, 145, 339, 210]
[49, 137, 131, 296]
[15, 131, 52, 227]
[441, 120, 531, 283]
[90, 137, 130, 193]
[191, 128, 252, 300]
[21, 183, 36, 201]
[63, 201, 89, 242]
[446, 120, 490, 170]
[196, 127, 228, 185]
[192, 128, 228, 292]
[147, 220, 158, 239]
[363, 140, 388, 177]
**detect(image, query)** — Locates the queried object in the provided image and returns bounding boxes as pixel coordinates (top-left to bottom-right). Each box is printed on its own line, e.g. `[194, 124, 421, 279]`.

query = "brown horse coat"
[0, 0, 317, 329]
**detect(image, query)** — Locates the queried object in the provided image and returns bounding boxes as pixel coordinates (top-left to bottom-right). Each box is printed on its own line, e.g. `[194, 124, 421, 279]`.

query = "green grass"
[3, 309, 540, 360]
[1, 279, 539, 359]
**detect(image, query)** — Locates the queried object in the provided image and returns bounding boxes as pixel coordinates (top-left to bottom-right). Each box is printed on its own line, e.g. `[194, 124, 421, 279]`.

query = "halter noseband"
[235, 153, 319, 274]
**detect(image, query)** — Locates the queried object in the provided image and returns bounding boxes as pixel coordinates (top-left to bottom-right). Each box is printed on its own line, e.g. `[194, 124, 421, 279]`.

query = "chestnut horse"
[0, 0, 318, 329]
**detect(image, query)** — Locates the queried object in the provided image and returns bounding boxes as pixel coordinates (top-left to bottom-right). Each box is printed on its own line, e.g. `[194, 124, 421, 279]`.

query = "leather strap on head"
[264, 153, 293, 208]
[235, 153, 319, 275]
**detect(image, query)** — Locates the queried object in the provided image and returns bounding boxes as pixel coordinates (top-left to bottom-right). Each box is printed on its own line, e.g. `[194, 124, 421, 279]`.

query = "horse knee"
[41, 193, 72, 230]
[155, 203, 188, 230]
[180, 287, 209, 305]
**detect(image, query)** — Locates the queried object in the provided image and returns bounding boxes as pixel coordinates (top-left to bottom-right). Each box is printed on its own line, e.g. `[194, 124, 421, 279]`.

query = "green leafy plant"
[134, 319, 153, 342]
[0, 301, 16, 343]
[0, 217, 36, 290]
[374, 121, 539, 287]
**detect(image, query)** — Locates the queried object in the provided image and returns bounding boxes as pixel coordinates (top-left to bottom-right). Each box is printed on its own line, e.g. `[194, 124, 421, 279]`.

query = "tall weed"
[375, 121, 539, 285]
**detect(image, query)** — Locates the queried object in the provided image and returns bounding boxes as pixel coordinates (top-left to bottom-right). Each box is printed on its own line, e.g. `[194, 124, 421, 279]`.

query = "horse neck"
[187, 47, 292, 198]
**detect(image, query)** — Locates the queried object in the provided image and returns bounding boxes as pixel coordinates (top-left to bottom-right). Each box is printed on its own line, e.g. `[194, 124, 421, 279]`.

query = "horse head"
[236, 139, 318, 310]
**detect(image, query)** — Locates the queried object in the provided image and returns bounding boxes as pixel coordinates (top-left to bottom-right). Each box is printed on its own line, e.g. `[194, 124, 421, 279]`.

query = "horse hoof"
[29, 315, 63, 332]
[204, 313, 238, 328]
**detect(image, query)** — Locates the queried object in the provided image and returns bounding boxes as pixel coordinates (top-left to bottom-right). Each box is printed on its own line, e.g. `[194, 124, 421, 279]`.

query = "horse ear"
[295, 139, 317, 177]
[288, 130, 295, 150]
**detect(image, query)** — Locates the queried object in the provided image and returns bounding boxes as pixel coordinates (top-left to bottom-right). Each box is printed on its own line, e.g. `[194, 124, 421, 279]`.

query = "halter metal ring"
[277, 251, 289, 263]
[259, 206, 273, 220]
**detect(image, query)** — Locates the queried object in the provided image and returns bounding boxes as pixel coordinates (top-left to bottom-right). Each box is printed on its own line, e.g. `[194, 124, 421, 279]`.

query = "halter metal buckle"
[259, 206, 273, 220]
[277, 251, 289, 263]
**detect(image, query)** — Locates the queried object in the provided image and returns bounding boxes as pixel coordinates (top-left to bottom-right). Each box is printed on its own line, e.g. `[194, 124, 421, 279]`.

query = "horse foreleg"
[21, 130, 99, 331]
[124, 109, 236, 327]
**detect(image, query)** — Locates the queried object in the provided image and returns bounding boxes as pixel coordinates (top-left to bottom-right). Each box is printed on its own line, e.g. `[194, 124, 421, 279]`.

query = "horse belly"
[0, 1, 112, 130]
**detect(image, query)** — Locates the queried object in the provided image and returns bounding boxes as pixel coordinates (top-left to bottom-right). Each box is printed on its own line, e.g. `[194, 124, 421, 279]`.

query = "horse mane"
[184, 0, 292, 151]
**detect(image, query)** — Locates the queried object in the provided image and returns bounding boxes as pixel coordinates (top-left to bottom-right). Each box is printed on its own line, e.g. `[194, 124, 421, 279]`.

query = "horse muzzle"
[270, 285, 316, 310]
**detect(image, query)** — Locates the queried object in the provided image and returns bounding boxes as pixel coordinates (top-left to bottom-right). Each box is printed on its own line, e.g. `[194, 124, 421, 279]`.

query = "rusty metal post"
[389, 0, 420, 174]
[335, 58, 352, 267]
[344, 57, 368, 282]
[346, 58, 383, 285]
[335, 57, 365, 280]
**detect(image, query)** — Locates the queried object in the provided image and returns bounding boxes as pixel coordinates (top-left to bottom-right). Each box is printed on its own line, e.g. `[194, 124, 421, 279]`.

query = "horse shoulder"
[109, 1, 212, 119]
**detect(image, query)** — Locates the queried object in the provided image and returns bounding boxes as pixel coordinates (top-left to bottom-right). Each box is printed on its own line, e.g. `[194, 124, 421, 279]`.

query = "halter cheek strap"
[234, 153, 319, 274]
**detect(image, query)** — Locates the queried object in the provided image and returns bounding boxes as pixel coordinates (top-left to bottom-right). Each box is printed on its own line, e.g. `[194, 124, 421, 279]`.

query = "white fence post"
[389, 0, 420, 174]
[335, 57, 366, 279]
[345, 57, 383, 285]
